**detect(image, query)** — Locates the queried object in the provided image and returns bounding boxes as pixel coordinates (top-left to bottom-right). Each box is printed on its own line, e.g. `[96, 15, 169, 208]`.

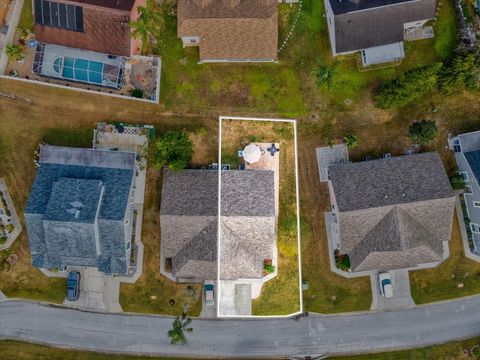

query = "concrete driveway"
[63, 267, 122, 313]
[371, 269, 415, 311]
[200, 282, 216, 319]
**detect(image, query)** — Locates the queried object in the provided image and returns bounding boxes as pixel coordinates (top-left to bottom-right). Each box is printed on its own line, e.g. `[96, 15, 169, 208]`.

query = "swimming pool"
[53, 56, 104, 84]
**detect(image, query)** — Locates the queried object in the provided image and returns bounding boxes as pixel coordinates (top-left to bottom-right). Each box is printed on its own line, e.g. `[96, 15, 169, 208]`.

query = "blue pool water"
[61, 56, 104, 84]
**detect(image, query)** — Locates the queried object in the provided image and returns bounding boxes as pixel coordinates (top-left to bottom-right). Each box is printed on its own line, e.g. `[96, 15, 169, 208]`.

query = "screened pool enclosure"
[33, 43, 126, 89]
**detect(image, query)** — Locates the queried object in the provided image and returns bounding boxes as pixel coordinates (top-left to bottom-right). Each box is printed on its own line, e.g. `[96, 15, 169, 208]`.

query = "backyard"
[0, 0, 479, 316]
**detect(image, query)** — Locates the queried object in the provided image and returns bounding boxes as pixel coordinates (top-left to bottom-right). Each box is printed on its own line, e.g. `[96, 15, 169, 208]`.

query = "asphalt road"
[1, 298, 480, 358]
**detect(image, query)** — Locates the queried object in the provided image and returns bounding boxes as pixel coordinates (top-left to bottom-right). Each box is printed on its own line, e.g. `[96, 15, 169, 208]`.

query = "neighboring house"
[33, 0, 143, 56]
[24, 145, 137, 275]
[449, 131, 480, 252]
[177, 0, 278, 63]
[324, 0, 437, 66]
[30, 0, 144, 89]
[327, 152, 455, 272]
[160, 169, 276, 282]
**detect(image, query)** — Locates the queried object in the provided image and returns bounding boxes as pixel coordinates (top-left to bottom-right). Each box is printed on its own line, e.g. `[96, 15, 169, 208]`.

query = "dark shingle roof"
[331, 0, 436, 53]
[160, 168, 276, 280]
[25, 146, 135, 274]
[43, 178, 102, 223]
[329, 0, 417, 14]
[329, 152, 453, 212]
[160, 169, 275, 217]
[74, 0, 136, 11]
[464, 150, 480, 183]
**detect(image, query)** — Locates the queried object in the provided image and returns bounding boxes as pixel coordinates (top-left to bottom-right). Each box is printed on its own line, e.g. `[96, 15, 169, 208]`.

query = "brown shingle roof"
[178, 0, 278, 61]
[35, 4, 133, 56]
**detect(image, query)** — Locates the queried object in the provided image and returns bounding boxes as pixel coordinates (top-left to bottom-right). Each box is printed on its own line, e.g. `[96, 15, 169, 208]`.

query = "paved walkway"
[2, 297, 480, 358]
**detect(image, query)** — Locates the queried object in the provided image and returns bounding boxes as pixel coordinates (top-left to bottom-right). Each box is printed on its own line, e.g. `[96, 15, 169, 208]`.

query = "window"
[466, 185, 473, 194]
[459, 171, 469, 182]
[471, 223, 480, 233]
[34, 0, 84, 32]
[474, 201, 480, 208]
[453, 139, 462, 153]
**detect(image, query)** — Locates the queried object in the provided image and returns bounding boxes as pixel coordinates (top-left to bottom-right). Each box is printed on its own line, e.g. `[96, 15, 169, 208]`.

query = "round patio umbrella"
[243, 144, 262, 164]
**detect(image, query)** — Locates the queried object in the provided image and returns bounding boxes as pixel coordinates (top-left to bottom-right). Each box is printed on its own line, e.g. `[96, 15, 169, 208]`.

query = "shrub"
[373, 63, 442, 109]
[450, 173, 465, 190]
[5, 224, 14, 233]
[343, 133, 359, 149]
[408, 120, 438, 145]
[152, 130, 194, 172]
[5, 44, 24, 63]
[130, 88, 144, 98]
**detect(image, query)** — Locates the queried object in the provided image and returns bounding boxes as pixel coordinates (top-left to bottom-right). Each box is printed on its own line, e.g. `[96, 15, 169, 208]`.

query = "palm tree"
[314, 62, 338, 89]
[129, 0, 164, 53]
[167, 310, 193, 345]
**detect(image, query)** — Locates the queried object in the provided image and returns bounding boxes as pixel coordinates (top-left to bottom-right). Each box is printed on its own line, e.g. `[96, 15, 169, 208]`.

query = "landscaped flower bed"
[263, 259, 275, 277]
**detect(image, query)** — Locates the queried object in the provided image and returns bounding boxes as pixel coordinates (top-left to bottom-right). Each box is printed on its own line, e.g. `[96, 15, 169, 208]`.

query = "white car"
[204, 281, 215, 306]
[378, 272, 394, 298]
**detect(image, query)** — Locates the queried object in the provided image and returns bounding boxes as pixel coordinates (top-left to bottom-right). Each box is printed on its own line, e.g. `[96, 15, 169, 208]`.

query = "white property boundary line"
[217, 116, 303, 318]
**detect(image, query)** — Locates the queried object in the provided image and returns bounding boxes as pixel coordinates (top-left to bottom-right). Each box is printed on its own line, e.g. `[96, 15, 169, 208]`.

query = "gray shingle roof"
[330, 152, 455, 271]
[329, 0, 419, 14]
[330, 0, 436, 53]
[160, 168, 276, 280]
[348, 206, 444, 271]
[43, 178, 102, 223]
[160, 169, 275, 217]
[329, 152, 454, 212]
[25, 145, 135, 274]
[464, 150, 480, 183]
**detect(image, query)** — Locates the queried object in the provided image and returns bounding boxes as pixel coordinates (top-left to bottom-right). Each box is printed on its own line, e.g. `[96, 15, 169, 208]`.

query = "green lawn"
[18, 0, 33, 31]
[0, 340, 190, 360]
[3, 336, 480, 360]
[410, 212, 480, 304]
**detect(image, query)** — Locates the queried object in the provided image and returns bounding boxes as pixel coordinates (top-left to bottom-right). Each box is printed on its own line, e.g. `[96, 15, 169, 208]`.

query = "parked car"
[204, 281, 215, 306]
[67, 271, 81, 301]
[378, 272, 393, 298]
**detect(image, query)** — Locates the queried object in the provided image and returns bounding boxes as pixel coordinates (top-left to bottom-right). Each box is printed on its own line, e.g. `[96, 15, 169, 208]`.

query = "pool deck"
[5, 36, 161, 102]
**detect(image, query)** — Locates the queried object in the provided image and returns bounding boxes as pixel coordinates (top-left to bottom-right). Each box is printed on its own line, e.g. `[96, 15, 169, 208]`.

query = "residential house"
[324, 0, 437, 66]
[24, 145, 136, 275]
[160, 169, 276, 282]
[31, 0, 144, 89]
[449, 131, 480, 252]
[327, 152, 455, 272]
[33, 0, 143, 56]
[177, 0, 278, 63]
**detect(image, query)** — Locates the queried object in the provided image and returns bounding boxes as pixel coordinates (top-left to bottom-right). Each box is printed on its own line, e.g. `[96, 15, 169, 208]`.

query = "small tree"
[343, 133, 359, 149]
[314, 62, 338, 89]
[5, 44, 24, 63]
[408, 120, 438, 145]
[129, 0, 164, 53]
[153, 130, 194, 171]
[167, 310, 193, 345]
